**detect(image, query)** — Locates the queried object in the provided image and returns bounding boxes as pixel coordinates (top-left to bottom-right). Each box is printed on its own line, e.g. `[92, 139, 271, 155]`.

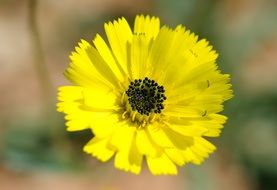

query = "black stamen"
[126, 77, 166, 115]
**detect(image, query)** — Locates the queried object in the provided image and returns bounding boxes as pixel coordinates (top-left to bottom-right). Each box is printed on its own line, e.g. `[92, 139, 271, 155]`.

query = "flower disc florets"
[126, 77, 166, 116]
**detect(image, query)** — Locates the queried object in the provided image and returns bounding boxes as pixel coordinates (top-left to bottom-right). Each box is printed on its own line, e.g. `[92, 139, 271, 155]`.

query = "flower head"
[57, 15, 233, 175]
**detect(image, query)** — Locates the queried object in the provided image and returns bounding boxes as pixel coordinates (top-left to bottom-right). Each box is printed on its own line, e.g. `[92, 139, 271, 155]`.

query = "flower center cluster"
[126, 77, 166, 116]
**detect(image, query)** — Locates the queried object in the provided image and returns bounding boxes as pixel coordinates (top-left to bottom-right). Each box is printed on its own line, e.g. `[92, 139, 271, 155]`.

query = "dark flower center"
[126, 77, 166, 115]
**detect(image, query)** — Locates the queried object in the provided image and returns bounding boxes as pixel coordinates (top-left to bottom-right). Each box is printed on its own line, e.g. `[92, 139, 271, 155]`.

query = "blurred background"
[1, 0, 277, 189]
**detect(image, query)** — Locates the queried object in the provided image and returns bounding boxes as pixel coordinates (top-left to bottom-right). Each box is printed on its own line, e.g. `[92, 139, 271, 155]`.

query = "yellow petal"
[180, 137, 216, 165]
[164, 105, 206, 118]
[188, 137, 216, 164]
[147, 153, 177, 175]
[90, 113, 120, 138]
[66, 40, 114, 89]
[147, 124, 174, 148]
[205, 73, 233, 101]
[162, 127, 194, 149]
[57, 86, 83, 102]
[108, 123, 136, 151]
[165, 148, 188, 166]
[83, 137, 114, 162]
[148, 124, 193, 150]
[128, 34, 150, 79]
[136, 128, 160, 157]
[114, 150, 142, 175]
[168, 123, 208, 136]
[104, 18, 132, 75]
[191, 114, 228, 137]
[151, 25, 198, 84]
[59, 103, 114, 133]
[134, 15, 160, 41]
[82, 88, 119, 110]
[57, 86, 120, 133]
[182, 148, 203, 164]
[113, 128, 143, 174]
[167, 95, 224, 117]
[177, 62, 217, 86]
[147, 26, 175, 81]
[93, 34, 126, 82]
[85, 45, 120, 88]
[57, 100, 91, 131]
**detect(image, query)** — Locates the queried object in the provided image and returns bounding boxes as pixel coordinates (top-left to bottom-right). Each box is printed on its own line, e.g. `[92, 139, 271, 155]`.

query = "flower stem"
[28, 0, 73, 156]
[28, 0, 53, 105]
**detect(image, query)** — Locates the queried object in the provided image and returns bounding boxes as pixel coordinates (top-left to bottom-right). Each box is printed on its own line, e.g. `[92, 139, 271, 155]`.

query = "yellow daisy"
[57, 15, 233, 175]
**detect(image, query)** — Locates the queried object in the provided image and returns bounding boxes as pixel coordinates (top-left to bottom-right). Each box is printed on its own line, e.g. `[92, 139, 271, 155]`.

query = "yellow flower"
[57, 15, 233, 175]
